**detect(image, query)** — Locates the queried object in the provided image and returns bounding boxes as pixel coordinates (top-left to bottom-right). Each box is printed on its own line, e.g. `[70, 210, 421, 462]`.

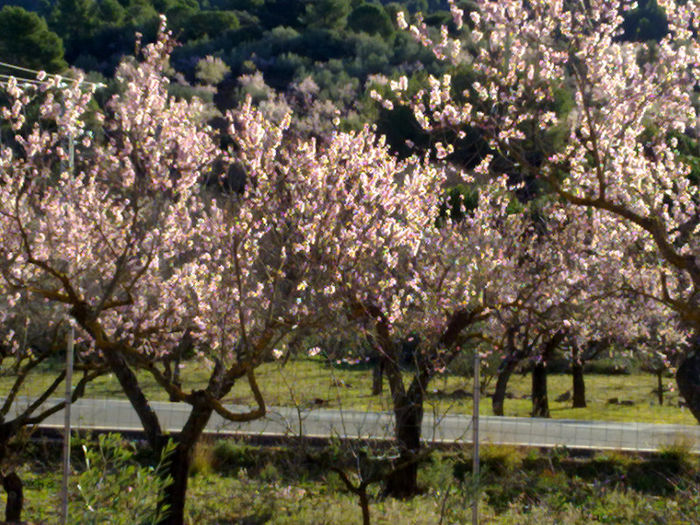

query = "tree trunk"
[572, 361, 586, 408]
[372, 357, 384, 396]
[532, 331, 565, 418]
[676, 335, 700, 424]
[168, 331, 191, 402]
[359, 487, 371, 525]
[657, 371, 664, 406]
[492, 355, 519, 416]
[2, 471, 23, 523]
[363, 304, 484, 498]
[103, 350, 163, 449]
[157, 399, 214, 525]
[531, 361, 550, 417]
[103, 350, 213, 524]
[384, 384, 423, 498]
[1, 427, 22, 523]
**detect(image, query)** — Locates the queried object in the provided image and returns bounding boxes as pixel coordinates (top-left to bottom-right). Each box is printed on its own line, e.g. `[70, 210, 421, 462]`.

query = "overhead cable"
[0, 60, 106, 88]
[0, 73, 47, 86]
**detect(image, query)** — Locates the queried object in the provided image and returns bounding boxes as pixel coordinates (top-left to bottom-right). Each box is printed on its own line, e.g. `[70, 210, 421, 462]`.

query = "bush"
[656, 440, 695, 472]
[71, 433, 175, 524]
[480, 445, 524, 475]
[453, 445, 524, 480]
[211, 439, 261, 473]
[190, 440, 214, 476]
[561, 451, 630, 480]
[583, 357, 631, 375]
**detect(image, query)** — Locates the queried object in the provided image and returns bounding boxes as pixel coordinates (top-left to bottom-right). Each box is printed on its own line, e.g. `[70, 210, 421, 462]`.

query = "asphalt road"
[10, 397, 700, 453]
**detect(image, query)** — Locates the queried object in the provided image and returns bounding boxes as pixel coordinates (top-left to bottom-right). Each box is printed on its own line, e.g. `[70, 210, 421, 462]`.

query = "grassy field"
[2, 357, 696, 425]
[6, 438, 700, 524]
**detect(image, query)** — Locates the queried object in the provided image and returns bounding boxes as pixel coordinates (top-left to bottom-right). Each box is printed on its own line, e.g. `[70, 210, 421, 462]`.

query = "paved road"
[10, 397, 700, 453]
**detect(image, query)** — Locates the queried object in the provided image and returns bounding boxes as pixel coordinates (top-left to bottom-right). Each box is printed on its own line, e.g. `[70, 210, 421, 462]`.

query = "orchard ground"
[7, 436, 700, 524]
[2, 356, 695, 425]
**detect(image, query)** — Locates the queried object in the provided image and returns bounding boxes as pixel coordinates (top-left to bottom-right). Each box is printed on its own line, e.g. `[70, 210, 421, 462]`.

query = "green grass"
[6, 441, 700, 524]
[2, 357, 696, 425]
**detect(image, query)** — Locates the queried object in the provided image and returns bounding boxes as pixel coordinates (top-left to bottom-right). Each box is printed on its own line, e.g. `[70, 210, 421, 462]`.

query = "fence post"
[60, 323, 74, 525]
[472, 350, 480, 525]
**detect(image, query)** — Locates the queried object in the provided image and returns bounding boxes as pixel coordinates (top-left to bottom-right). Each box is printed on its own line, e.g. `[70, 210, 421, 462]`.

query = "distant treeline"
[0, 0, 673, 163]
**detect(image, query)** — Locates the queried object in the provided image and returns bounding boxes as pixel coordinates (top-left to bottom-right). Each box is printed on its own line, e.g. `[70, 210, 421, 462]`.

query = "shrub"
[71, 433, 175, 524]
[189, 439, 214, 476]
[480, 445, 524, 475]
[656, 440, 695, 472]
[211, 439, 261, 473]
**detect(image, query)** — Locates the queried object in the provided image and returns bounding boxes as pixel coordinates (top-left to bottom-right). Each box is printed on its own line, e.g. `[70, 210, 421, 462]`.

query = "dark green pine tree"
[0, 6, 67, 72]
[48, 0, 98, 56]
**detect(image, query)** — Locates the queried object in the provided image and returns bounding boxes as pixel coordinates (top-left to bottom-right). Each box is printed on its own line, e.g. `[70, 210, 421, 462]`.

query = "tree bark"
[359, 487, 371, 525]
[656, 371, 664, 406]
[384, 383, 423, 498]
[2, 471, 23, 523]
[676, 334, 700, 424]
[157, 397, 214, 525]
[372, 356, 384, 396]
[531, 331, 566, 418]
[103, 351, 212, 524]
[572, 361, 586, 408]
[1, 427, 22, 523]
[492, 355, 520, 416]
[361, 304, 486, 498]
[103, 350, 163, 449]
[531, 360, 550, 417]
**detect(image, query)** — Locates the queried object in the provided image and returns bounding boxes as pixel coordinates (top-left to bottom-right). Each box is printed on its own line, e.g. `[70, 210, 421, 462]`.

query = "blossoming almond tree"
[557, 213, 692, 412]
[488, 204, 690, 416]
[205, 100, 509, 497]
[484, 204, 590, 417]
[279, 132, 537, 496]
[0, 38, 211, 523]
[393, 0, 700, 422]
[1, 34, 503, 517]
[345, 180, 538, 497]
[0, 25, 324, 523]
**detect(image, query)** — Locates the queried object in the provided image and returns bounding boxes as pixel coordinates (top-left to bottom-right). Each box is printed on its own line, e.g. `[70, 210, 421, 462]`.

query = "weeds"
[4, 439, 699, 525]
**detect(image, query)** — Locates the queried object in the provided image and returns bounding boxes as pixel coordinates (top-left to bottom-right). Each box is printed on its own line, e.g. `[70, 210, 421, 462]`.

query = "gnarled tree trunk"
[372, 356, 384, 396]
[2, 471, 22, 523]
[571, 361, 586, 408]
[103, 350, 164, 449]
[157, 398, 214, 525]
[531, 360, 550, 417]
[384, 383, 423, 498]
[531, 331, 566, 418]
[656, 371, 664, 406]
[1, 427, 23, 523]
[493, 354, 520, 416]
[365, 304, 488, 498]
[570, 338, 586, 408]
[676, 334, 700, 424]
[105, 352, 213, 525]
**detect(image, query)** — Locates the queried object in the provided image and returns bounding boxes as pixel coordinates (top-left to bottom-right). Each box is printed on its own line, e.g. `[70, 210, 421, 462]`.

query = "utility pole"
[60, 323, 74, 525]
[472, 351, 480, 525]
[60, 135, 76, 525]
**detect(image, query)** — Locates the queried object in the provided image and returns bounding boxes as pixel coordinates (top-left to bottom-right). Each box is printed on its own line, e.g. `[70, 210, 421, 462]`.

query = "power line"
[0, 60, 106, 89]
[0, 74, 47, 86]
[0, 81, 48, 91]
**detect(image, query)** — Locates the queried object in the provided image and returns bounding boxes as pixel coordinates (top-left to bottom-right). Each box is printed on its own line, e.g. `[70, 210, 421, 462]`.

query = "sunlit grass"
[1, 357, 696, 425]
[8, 443, 700, 525]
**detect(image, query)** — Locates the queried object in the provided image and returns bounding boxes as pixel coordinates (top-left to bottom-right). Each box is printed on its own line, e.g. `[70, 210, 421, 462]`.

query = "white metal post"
[472, 351, 480, 525]
[60, 324, 74, 524]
